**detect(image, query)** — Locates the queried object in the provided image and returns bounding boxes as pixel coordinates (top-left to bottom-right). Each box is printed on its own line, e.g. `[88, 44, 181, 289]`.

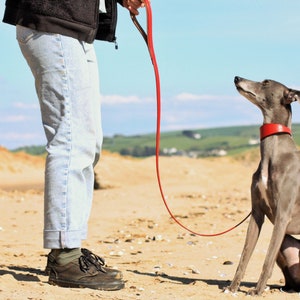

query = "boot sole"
[48, 278, 125, 291]
[45, 265, 123, 279]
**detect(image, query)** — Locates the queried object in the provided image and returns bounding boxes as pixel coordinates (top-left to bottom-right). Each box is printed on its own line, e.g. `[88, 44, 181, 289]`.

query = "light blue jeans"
[16, 26, 103, 249]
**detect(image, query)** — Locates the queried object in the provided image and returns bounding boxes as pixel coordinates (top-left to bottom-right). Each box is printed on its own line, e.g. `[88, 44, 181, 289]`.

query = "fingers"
[125, 0, 145, 15]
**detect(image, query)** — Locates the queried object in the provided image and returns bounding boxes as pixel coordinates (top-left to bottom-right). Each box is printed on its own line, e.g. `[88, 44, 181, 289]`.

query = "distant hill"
[11, 124, 300, 158]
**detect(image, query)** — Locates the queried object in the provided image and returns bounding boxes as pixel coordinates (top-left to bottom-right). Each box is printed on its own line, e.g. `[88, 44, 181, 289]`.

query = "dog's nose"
[234, 76, 242, 84]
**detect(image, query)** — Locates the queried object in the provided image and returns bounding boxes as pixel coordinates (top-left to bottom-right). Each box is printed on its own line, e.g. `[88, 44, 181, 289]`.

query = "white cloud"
[101, 94, 153, 105]
[0, 132, 41, 141]
[0, 115, 30, 123]
[102, 94, 139, 104]
[175, 93, 240, 102]
[175, 93, 216, 101]
[13, 102, 39, 109]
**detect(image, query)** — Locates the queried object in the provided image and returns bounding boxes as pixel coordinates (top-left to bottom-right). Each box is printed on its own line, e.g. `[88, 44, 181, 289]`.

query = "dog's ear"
[284, 89, 300, 104]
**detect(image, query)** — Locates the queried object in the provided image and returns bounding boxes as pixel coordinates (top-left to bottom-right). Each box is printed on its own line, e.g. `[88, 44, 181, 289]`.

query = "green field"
[13, 124, 300, 158]
[103, 124, 300, 157]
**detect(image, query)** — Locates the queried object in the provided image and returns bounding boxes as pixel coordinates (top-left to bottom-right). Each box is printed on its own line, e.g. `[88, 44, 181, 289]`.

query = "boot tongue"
[260, 124, 291, 140]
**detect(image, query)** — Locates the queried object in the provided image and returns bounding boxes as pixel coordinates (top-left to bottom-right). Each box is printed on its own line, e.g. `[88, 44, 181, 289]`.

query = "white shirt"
[99, 0, 107, 13]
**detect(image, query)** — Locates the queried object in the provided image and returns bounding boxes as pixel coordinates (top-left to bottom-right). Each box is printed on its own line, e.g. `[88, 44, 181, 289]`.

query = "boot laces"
[79, 248, 106, 273]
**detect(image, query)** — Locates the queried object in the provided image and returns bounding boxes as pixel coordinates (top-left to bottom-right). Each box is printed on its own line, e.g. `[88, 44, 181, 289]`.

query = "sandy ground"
[0, 147, 300, 299]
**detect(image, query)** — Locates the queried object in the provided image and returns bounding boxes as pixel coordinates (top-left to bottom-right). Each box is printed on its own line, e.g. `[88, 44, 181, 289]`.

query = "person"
[2, 0, 144, 291]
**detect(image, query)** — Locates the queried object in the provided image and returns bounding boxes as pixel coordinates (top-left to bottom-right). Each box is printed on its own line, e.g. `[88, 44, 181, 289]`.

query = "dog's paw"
[247, 286, 269, 296]
[246, 289, 259, 296]
[223, 287, 238, 296]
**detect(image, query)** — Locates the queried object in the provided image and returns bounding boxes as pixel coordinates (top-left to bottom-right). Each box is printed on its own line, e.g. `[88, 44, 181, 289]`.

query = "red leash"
[130, 1, 251, 237]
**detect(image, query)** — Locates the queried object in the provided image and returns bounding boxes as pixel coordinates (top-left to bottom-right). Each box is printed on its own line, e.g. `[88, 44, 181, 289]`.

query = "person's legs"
[16, 25, 102, 249]
[16, 25, 124, 290]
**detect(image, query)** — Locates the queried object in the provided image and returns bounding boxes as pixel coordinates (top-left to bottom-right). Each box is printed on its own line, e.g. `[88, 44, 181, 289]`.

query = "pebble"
[218, 270, 227, 278]
[109, 250, 124, 257]
[153, 235, 163, 241]
[188, 265, 201, 274]
[187, 241, 196, 246]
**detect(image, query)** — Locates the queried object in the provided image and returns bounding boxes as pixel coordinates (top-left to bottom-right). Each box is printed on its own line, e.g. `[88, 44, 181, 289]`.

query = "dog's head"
[234, 76, 300, 123]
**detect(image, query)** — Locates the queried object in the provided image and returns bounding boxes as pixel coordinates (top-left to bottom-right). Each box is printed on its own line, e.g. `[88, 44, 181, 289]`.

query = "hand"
[123, 0, 145, 15]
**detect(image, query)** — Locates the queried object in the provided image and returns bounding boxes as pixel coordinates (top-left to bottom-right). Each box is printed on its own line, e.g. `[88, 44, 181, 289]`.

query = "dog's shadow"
[0, 265, 44, 282]
[128, 269, 282, 294]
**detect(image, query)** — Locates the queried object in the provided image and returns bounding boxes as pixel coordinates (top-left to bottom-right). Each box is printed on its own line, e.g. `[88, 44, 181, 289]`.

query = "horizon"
[1, 123, 276, 151]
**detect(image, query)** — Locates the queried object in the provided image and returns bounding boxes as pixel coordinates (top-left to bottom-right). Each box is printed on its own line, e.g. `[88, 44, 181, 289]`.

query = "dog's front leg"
[249, 218, 288, 296]
[227, 212, 263, 293]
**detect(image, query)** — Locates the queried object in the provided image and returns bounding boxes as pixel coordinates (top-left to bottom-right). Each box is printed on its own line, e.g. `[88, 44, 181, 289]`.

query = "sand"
[0, 147, 299, 299]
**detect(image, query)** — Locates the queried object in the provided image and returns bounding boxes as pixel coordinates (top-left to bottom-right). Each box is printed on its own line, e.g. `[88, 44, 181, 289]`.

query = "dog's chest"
[254, 168, 275, 218]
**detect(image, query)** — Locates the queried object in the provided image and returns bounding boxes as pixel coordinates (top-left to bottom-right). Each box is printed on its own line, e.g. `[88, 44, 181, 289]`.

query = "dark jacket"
[2, 0, 123, 44]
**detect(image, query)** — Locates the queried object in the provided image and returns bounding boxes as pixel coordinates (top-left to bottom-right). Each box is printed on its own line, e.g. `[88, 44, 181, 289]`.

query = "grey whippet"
[226, 76, 300, 296]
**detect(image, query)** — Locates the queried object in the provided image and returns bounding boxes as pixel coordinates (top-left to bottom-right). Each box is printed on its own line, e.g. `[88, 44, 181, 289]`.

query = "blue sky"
[1, 1, 300, 149]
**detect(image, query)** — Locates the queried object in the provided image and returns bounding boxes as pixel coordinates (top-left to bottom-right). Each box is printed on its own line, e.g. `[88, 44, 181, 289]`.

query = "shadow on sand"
[0, 265, 44, 282]
[128, 269, 283, 294]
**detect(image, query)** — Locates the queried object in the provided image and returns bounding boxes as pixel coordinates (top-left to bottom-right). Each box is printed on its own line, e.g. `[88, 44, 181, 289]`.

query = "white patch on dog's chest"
[261, 175, 268, 188]
[257, 172, 269, 201]
[260, 167, 268, 189]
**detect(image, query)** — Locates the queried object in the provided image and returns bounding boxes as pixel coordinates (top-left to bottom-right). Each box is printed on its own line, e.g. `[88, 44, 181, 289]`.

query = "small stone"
[155, 235, 163, 241]
[188, 265, 201, 274]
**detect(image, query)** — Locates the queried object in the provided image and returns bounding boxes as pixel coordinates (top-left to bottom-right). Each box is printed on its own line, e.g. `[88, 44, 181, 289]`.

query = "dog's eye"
[262, 80, 270, 87]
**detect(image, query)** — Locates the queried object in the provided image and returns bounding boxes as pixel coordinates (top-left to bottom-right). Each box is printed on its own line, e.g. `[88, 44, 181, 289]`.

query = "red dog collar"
[260, 123, 291, 140]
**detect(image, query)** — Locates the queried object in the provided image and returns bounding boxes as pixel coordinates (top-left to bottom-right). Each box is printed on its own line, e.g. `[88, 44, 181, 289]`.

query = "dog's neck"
[260, 123, 291, 141]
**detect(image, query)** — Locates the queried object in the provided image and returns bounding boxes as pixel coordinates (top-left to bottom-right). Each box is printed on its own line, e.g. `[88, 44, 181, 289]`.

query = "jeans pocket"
[16, 25, 37, 44]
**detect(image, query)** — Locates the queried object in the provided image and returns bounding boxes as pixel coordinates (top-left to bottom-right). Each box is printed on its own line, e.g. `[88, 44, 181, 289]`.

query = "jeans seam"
[56, 34, 73, 247]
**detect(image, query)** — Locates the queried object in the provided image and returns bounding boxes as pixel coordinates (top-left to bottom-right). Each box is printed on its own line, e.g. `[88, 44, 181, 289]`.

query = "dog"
[226, 76, 300, 295]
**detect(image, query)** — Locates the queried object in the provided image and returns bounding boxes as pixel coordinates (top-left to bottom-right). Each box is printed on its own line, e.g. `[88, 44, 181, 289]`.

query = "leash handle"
[130, 14, 147, 44]
[130, 0, 251, 237]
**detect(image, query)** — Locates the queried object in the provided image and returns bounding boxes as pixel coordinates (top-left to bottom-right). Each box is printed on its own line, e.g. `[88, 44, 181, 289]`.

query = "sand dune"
[0, 148, 297, 299]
